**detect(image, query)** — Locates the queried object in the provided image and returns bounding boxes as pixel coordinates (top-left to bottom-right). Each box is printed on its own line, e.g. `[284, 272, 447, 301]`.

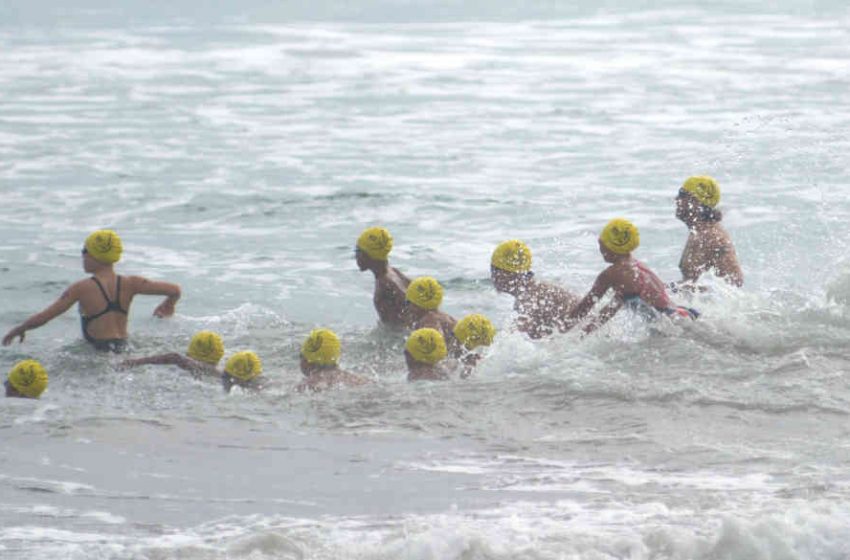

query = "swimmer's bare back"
[679, 223, 743, 286]
[515, 281, 579, 338]
[374, 267, 411, 325]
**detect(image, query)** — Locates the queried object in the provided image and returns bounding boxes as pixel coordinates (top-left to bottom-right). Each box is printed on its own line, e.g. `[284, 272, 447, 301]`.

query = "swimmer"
[5, 360, 48, 399]
[297, 328, 370, 393]
[452, 313, 496, 377]
[119, 331, 224, 377]
[490, 240, 579, 339]
[405, 328, 449, 381]
[221, 351, 266, 394]
[355, 227, 411, 326]
[2, 230, 181, 352]
[567, 219, 697, 333]
[675, 176, 743, 288]
[404, 277, 457, 341]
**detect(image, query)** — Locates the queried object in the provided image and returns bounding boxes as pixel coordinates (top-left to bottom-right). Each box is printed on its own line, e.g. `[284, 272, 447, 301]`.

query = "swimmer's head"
[84, 230, 122, 265]
[187, 331, 225, 365]
[491, 240, 532, 273]
[301, 328, 341, 369]
[6, 359, 48, 399]
[224, 351, 263, 382]
[599, 218, 640, 258]
[677, 176, 723, 223]
[681, 176, 720, 208]
[490, 240, 534, 295]
[453, 314, 496, 351]
[356, 227, 393, 268]
[405, 328, 448, 365]
[406, 277, 443, 311]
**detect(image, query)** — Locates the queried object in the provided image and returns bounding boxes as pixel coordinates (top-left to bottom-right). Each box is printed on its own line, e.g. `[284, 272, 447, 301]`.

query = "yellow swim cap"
[187, 331, 224, 365]
[84, 229, 123, 264]
[357, 227, 393, 261]
[600, 218, 640, 255]
[681, 176, 721, 208]
[491, 240, 532, 273]
[301, 328, 341, 366]
[7, 360, 48, 399]
[224, 351, 263, 381]
[453, 314, 496, 350]
[406, 328, 448, 365]
[406, 277, 444, 310]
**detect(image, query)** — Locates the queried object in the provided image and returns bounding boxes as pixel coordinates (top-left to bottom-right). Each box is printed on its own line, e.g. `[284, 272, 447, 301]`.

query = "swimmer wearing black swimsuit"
[80, 276, 129, 352]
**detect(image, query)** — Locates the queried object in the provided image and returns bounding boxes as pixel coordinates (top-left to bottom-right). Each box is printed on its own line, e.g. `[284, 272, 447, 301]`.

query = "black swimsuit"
[80, 276, 129, 352]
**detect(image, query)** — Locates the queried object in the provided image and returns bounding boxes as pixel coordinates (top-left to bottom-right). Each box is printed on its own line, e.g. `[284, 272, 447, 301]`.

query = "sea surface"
[2, 1, 850, 559]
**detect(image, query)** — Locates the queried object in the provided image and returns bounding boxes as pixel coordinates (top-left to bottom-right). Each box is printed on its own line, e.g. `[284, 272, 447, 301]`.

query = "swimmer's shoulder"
[391, 266, 411, 282]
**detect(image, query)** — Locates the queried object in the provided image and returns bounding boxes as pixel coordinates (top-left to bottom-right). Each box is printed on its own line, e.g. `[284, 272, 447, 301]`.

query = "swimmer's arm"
[119, 353, 212, 376]
[567, 273, 611, 322]
[2, 284, 81, 345]
[582, 299, 623, 335]
[127, 276, 182, 318]
[120, 353, 181, 369]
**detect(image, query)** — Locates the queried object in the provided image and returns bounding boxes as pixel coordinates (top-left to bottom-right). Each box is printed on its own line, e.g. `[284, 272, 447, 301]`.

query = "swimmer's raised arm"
[126, 276, 181, 318]
[2, 283, 83, 345]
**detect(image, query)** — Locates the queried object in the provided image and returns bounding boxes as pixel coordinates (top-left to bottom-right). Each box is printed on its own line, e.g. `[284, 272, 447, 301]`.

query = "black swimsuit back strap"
[81, 276, 128, 346]
[90, 276, 112, 303]
[81, 275, 127, 337]
[90, 276, 127, 315]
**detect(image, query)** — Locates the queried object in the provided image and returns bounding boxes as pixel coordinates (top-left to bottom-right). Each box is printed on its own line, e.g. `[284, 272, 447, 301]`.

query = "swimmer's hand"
[2, 325, 26, 346]
[153, 297, 178, 318]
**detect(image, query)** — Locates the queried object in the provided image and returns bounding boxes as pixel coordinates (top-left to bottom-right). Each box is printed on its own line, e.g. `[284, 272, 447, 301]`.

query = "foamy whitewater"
[2, 1, 850, 559]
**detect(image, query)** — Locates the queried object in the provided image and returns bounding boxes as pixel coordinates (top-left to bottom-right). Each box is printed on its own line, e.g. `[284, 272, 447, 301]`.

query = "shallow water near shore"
[2, 1, 850, 558]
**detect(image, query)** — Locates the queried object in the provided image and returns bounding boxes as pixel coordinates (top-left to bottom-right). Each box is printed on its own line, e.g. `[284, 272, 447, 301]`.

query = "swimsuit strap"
[90, 276, 111, 302]
[81, 276, 128, 344]
[89, 276, 128, 315]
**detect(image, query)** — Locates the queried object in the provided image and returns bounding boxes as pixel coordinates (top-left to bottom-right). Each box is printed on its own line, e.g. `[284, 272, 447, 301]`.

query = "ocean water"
[2, 1, 850, 558]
